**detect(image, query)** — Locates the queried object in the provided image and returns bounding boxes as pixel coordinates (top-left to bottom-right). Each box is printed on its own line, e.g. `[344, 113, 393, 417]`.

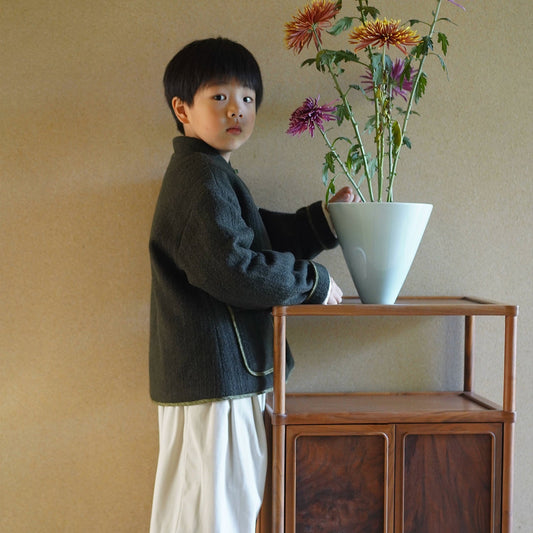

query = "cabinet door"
[286, 424, 394, 533]
[395, 423, 502, 533]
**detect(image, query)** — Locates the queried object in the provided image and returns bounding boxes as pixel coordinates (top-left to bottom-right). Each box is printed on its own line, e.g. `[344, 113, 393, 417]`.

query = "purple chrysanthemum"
[361, 58, 418, 102]
[447, 0, 465, 10]
[287, 96, 337, 138]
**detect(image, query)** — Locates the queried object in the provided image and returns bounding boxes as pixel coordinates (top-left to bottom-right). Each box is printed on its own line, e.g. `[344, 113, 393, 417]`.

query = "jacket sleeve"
[175, 169, 330, 310]
[259, 201, 338, 259]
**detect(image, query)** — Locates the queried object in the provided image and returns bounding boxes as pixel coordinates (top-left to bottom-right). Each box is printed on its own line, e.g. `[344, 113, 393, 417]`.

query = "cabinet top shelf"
[272, 296, 518, 318]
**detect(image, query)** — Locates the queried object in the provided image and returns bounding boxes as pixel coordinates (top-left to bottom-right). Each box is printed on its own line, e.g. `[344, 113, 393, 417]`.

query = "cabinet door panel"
[286, 425, 394, 533]
[396, 423, 502, 533]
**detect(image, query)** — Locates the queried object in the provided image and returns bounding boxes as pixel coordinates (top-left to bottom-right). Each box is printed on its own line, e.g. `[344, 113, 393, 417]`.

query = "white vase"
[328, 202, 433, 304]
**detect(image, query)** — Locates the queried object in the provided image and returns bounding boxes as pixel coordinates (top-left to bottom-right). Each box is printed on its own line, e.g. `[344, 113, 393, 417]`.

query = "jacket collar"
[173, 135, 237, 174]
[173, 136, 221, 158]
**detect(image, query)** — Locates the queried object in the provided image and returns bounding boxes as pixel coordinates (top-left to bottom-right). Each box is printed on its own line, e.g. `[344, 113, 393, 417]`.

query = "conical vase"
[328, 202, 433, 304]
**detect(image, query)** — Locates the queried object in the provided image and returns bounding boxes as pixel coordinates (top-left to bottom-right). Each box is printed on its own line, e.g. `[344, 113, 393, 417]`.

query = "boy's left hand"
[326, 277, 343, 305]
[328, 186, 360, 204]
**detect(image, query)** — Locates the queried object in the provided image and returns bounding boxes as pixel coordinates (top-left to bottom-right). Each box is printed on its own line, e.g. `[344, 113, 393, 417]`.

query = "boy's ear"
[171, 97, 190, 125]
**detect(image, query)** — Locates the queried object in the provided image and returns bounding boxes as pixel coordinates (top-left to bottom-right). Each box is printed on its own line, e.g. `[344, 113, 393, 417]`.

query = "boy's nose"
[228, 105, 243, 118]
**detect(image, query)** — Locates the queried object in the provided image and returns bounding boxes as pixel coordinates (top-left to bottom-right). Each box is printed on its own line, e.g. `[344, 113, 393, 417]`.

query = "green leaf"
[396, 106, 420, 117]
[328, 16, 355, 36]
[349, 83, 366, 94]
[395, 105, 407, 116]
[403, 136, 412, 149]
[437, 17, 457, 26]
[437, 32, 449, 56]
[315, 49, 334, 71]
[392, 120, 402, 154]
[358, 6, 380, 19]
[315, 49, 358, 69]
[325, 178, 336, 203]
[347, 146, 365, 174]
[334, 49, 360, 64]
[335, 104, 349, 125]
[434, 52, 448, 74]
[371, 53, 384, 85]
[325, 151, 336, 173]
[300, 57, 316, 68]
[322, 154, 335, 185]
[347, 143, 359, 158]
[367, 157, 378, 178]
[414, 72, 427, 103]
[399, 59, 412, 89]
[412, 36, 433, 58]
[322, 164, 329, 186]
[332, 136, 352, 147]
[364, 115, 376, 133]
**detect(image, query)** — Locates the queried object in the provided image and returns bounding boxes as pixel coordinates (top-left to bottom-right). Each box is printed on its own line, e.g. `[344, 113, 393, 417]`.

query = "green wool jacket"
[149, 136, 337, 404]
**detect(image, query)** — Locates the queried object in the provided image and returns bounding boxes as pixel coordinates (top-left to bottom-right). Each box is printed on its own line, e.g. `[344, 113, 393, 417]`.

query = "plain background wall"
[1, 0, 531, 530]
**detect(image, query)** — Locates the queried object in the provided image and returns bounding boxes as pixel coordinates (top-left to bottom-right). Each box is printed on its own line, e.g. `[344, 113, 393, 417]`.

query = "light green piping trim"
[152, 387, 273, 407]
[226, 304, 273, 377]
[304, 261, 320, 303]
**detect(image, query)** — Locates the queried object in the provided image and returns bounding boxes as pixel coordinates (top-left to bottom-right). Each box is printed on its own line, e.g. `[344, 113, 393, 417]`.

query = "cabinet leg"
[501, 422, 514, 533]
[272, 424, 285, 533]
[464, 315, 475, 392]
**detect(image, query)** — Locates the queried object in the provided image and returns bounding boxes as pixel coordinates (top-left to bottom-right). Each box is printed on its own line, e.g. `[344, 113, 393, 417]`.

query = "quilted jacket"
[149, 136, 337, 404]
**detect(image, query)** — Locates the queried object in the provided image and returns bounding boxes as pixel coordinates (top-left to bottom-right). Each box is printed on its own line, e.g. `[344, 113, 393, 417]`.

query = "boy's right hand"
[328, 186, 361, 204]
[326, 277, 343, 305]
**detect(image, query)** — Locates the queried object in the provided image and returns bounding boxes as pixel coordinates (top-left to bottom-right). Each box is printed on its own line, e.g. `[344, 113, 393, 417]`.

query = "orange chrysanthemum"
[285, 0, 341, 53]
[348, 18, 420, 54]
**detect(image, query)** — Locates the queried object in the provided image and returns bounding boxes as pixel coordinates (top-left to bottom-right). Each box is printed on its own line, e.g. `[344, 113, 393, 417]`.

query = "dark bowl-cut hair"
[163, 37, 264, 134]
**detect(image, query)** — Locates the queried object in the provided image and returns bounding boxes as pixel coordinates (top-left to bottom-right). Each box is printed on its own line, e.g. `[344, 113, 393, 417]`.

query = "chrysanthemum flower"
[349, 18, 420, 54]
[287, 96, 337, 137]
[361, 58, 418, 101]
[284, 0, 341, 53]
[447, 0, 465, 9]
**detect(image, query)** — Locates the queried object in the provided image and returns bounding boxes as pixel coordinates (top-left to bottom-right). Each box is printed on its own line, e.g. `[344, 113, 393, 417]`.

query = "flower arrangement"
[285, 0, 467, 202]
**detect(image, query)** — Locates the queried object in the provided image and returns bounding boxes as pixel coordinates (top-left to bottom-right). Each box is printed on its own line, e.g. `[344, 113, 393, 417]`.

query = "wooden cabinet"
[396, 423, 502, 533]
[286, 424, 395, 532]
[258, 297, 517, 533]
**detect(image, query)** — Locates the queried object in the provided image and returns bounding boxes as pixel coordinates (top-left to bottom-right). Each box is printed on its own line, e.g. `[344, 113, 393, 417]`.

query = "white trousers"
[150, 394, 267, 533]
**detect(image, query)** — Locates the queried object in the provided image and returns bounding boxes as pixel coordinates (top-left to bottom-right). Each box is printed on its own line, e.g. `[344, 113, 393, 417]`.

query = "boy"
[149, 37, 354, 533]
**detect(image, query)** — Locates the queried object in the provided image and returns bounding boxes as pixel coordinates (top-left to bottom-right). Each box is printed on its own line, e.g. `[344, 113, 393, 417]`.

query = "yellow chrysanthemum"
[285, 0, 341, 53]
[349, 18, 420, 54]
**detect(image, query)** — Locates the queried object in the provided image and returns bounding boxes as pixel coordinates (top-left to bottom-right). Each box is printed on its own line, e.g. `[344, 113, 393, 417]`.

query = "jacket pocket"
[226, 304, 274, 377]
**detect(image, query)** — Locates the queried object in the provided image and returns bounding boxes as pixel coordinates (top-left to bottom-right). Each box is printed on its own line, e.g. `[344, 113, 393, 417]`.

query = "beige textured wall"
[1, 1, 531, 531]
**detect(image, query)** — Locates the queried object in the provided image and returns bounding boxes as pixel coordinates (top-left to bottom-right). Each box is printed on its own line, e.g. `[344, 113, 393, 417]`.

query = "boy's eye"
[243, 96, 254, 103]
[213, 94, 226, 101]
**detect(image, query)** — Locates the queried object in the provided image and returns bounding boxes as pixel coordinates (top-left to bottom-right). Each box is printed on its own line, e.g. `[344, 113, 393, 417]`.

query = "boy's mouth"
[226, 125, 242, 135]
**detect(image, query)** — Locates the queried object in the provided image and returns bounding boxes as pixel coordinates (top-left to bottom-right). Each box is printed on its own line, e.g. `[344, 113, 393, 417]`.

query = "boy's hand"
[328, 186, 360, 204]
[326, 278, 343, 305]
[323, 187, 354, 305]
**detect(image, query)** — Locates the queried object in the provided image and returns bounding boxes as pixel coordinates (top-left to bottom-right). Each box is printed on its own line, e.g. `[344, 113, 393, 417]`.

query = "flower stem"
[387, 84, 394, 201]
[357, 0, 368, 23]
[376, 48, 389, 201]
[388, 0, 443, 201]
[319, 127, 367, 203]
[311, 25, 374, 201]
[325, 61, 374, 201]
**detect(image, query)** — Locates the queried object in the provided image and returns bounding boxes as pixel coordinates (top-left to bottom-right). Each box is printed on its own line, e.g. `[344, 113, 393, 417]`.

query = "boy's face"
[173, 79, 256, 162]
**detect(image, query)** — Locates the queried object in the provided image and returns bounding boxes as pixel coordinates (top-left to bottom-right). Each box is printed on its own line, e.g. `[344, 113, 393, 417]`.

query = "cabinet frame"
[260, 296, 518, 533]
